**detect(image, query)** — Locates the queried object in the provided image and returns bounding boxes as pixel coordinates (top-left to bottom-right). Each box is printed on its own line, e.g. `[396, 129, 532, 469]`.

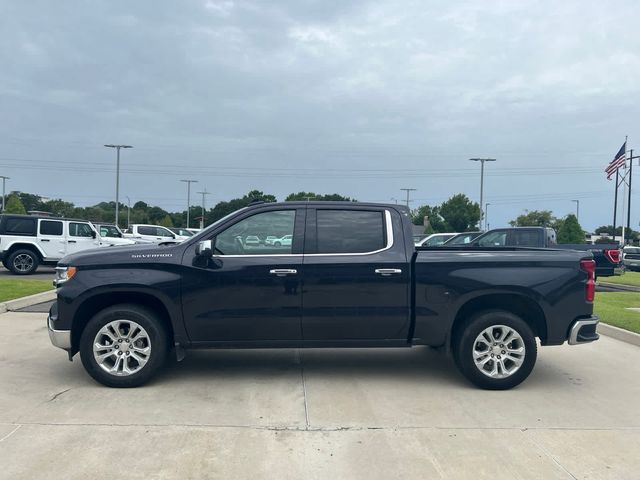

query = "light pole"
[469, 158, 496, 229]
[180, 179, 198, 228]
[104, 144, 133, 227]
[0, 176, 9, 212]
[196, 188, 210, 229]
[126, 196, 131, 229]
[400, 188, 416, 208]
[572, 200, 580, 222]
[485, 203, 490, 231]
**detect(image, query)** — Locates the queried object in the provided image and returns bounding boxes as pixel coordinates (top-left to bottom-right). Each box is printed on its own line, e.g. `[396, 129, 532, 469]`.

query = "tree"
[412, 205, 447, 233]
[557, 214, 585, 244]
[206, 190, 277, 224]
[159, 215, 173, 228]
[285, 192, 355, 202]
[510, 210, 556, 227]
[439, 194, 481, 232]
[4, 194, 27, 214]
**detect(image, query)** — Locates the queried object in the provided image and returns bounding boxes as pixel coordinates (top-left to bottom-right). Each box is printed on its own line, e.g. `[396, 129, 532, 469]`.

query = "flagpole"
[628, 147, 633, 237]
[613, 169, 619, 242]
[622, 167, 627, 247]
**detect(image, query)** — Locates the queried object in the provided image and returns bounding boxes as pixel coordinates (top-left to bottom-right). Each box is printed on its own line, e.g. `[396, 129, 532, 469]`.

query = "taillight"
[580, 259, 595, 302]
[605, 249, 620, 264]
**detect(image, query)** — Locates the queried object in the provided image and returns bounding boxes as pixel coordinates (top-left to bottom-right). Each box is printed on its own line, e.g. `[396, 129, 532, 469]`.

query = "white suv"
[0, 214, 102, 275]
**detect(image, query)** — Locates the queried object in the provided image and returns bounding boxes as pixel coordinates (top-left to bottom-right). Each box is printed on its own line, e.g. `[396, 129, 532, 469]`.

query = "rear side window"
[4, 218, 36, 236]
[511, 230, 540, 247]
[316, 210, 385, 254]
[40, 220, 63, 236]
[69, 222, 94, 237]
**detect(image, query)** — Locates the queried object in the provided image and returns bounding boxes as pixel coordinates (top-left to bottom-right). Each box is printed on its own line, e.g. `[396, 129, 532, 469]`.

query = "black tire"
[274, 241, 281, 247]
[79, 304, 168, 388]
[453, 310, 537, 390]
[7, 249, 39, 275]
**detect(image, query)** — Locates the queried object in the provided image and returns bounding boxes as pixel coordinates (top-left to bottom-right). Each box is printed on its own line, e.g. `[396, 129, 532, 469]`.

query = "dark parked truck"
[48, 202, 599, 390]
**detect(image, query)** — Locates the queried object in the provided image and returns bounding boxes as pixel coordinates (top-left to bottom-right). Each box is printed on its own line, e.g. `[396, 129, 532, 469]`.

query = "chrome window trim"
[209, 209, 393, 259]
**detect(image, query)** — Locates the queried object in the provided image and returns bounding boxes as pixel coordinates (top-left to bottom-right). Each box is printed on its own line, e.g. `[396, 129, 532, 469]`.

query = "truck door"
[37, 219, 66, 260]
[301, 207, 411, 343]
[181, 207, 305, 343]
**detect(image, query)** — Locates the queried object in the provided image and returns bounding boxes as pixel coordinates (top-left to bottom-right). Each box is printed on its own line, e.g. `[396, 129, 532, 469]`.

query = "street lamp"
[469, 158, 496, 229]
[126, 196, 131, 229]
[485, 203, 490, 231]
[572, 200, 580, 222]
[0, 176, 9, 212]
[180, 179, 198, 228]
[104, 144, 133, 227]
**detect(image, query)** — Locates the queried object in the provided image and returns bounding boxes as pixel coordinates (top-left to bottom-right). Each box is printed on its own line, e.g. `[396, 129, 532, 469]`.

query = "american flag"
[605, 142, 627, 180]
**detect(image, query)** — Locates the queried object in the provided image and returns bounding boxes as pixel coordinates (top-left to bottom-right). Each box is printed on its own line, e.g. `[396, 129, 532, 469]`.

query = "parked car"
[244, 235, 261, 247]
[467, 227, 622, 277]
[169, 228, 194, 241]
[269, 234, 292, 247]
[622, 246, 640, 271]
[264, 235, 278, 246]
[0, 214, 101, 274]
[416, 232, 457, 246]
[94, 224, 143, 246]
[123, 224, 179, 244]
[443, 231, 482, 245]
[48, 202, 598, 390]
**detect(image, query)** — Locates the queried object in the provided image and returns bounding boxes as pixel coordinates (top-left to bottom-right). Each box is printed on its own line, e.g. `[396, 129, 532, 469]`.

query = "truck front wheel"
[79, 304, 168, 387]
[453, 310, 537, 390]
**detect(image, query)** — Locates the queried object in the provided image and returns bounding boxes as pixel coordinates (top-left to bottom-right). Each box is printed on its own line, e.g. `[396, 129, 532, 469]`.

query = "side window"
[512, 231, 540, 247]
[138, 226, 155, 236]
[478, 231, 507, 247]
[156, 227, 174, 237]
[69, 222, 94, 237]
[316, 210, 385, 254]
[40, 220, 63, 236]
[215, 210, 296, 255]
[4, 218, 36, 236]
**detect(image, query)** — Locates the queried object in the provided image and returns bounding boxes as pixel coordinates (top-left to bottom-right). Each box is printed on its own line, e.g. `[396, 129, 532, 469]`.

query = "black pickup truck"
[48, 202, 599, 390]
[469, 227, 622, 278]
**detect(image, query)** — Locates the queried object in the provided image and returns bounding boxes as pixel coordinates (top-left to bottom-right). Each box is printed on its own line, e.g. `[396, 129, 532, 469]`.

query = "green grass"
[0, 279, 53, 303]
[601, 270, 640, 287]
[594, 292, 640, 334]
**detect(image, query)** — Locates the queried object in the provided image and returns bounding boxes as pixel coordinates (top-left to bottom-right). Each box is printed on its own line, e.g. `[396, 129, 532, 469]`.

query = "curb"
[0, 290, 56, 314]
[598, 322, 640, 347]
[598, 282, 640, 292]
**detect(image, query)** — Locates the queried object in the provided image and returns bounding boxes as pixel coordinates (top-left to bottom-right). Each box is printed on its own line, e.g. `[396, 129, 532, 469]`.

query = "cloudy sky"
[2, 0, 640, 230]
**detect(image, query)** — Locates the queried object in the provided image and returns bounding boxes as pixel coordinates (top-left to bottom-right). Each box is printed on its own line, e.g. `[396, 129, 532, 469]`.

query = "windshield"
[99, 225, 121, 238]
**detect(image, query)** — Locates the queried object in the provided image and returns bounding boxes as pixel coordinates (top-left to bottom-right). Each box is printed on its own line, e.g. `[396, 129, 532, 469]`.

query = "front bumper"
[48, 316, 71, 349]
[568, 316, 599, 345]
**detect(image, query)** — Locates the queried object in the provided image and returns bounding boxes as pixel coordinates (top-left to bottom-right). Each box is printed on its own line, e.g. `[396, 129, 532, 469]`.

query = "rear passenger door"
[37, 219, 66, 259]
[301, 207, 411, 343]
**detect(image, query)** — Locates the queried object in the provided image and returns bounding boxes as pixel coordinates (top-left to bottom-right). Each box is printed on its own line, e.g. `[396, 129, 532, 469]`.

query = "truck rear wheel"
[7, 249, 39, 275]
[453, 310, 537, 390]
[79, 304, 168, 388]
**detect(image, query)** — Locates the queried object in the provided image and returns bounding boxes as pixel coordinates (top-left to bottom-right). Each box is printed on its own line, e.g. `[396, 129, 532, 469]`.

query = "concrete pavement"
[1, 311, 639, 479]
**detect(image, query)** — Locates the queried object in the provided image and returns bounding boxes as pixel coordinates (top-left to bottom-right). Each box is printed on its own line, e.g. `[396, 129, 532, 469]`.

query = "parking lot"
[0, 310, 637, 479]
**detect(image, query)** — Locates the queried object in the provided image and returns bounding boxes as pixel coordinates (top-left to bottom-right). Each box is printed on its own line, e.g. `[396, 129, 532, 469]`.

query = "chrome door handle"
[269, 269, 298, 277]
[375, 268, 402, 276]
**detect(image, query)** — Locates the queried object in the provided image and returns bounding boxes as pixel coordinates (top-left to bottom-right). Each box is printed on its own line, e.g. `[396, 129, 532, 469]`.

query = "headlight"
[54, 266, 77, 286]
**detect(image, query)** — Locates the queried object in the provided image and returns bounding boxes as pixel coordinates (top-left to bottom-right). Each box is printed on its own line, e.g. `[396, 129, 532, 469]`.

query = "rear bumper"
[568, 316, 599, 345]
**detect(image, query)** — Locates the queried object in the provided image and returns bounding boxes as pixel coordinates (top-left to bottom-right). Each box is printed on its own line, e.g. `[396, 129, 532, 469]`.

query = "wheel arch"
[70, 291, 175, 354]
[5, 242, 45, 261]
[450, 293, 548, 350]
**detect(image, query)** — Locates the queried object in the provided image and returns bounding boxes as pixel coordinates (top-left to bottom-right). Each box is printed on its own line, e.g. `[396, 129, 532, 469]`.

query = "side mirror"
[196, 240, 213, 257]
[91, 230, 97, 239]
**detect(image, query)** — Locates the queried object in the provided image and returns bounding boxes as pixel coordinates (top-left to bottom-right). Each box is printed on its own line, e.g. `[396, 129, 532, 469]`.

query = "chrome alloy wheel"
[13, 254, 34, 272]
[472, 325, 526, 379]
[92, 320, 151, 376]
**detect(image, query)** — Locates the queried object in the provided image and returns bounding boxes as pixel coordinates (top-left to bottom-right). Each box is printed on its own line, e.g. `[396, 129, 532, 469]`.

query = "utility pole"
[400, 188, 416, 208]
[180, 179, 198, 228]
[469, 158, 496, 229]
[571, 200, 580, 222]
[104, 144, 133, 227]
[126, 196, 131, 229]
[485, 203, 490, 231]
[0, 176, 8, 212]
[196, 188, 210, 229]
